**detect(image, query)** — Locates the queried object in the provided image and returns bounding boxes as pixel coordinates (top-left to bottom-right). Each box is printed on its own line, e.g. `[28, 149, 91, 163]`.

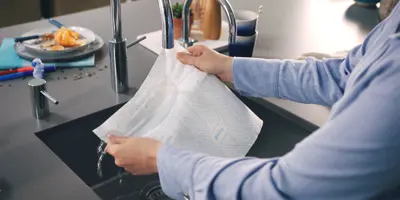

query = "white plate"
[21, 26, 96, 56]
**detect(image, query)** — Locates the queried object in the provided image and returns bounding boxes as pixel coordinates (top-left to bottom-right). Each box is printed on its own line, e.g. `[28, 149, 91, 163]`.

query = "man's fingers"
[105, 135, 128, 155]
[108, 134, 128, 144]
[187, 45, 205, 56]
[186, 46, 197, 54]
[177, 52, 198, 66]
[115, 159, 124, 167]
[105, 143, 118, 155]
[178, 45, 208, 66]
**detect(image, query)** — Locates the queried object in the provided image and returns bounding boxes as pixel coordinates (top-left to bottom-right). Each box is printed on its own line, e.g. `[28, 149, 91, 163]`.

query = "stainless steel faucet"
[182, 0, 237, 47]
[109, 0, 173, 93]
[109, 0, 128, 93]
[28, 78, 59, 119]
[158, 0, 175, 49]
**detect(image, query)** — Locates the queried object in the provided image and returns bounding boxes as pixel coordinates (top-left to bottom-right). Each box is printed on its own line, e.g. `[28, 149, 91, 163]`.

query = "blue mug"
[235, 10, 259, 36]
[354, 0, 381, 6]
[229, 31, 258, 57]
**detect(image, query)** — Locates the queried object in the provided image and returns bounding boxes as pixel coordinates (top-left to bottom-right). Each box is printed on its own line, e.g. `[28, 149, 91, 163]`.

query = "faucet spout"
[110, 0, 123, 41]
[109, 0, 128, 93]
[182, 0, 193, 47]
[219, 0, 237, 44]
[108, 0, 174, 93]
[182, 0, 237, 47]
[158, 0, 175, 49]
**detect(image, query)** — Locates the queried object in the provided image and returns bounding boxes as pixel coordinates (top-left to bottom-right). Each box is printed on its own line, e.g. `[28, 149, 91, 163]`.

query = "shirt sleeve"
[157, 64, 400, 200]
[232, 56, 347, 106]
[232, 11, 392, 107]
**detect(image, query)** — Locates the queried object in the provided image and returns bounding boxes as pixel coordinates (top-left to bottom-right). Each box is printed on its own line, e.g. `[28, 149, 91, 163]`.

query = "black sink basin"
[35, 92, 314, 200]
[35, 103, 169, 200]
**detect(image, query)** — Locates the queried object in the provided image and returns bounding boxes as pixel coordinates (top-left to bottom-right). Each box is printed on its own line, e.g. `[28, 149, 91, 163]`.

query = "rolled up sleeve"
[232, 56, 348, 107]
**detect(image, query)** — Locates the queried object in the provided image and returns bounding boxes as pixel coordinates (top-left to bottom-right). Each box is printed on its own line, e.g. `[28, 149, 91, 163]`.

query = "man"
[106, 3, 400, 200]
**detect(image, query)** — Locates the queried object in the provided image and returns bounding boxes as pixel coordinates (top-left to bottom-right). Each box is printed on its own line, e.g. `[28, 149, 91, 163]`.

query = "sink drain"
[146, 188, 167, 200]
[140, 182, 171, 200]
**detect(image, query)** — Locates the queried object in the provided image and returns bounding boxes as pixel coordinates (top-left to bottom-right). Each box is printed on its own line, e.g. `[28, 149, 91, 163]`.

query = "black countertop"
[0, 0, 379, 199]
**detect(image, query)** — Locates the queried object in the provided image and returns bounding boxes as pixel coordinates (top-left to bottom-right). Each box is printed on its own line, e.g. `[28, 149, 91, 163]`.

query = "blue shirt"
[157, 3, 400, 200]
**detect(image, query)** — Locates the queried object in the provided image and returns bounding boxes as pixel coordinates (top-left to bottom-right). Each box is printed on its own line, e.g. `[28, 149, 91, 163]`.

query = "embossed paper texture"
[93, 45, 263, 157]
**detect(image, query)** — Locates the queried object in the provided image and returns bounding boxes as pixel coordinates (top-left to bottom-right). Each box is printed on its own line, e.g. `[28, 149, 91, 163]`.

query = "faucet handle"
[40, 90, 59, 105]
[28, 78, 59, 119]
[127, 36, 147, 49]
[183, 193, 190, 200]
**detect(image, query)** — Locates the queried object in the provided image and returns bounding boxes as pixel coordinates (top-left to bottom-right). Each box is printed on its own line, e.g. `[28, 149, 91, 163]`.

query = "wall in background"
[50, 0, 128, 17]
[0, 0, 132, 28]
[0, 0, 42, 28]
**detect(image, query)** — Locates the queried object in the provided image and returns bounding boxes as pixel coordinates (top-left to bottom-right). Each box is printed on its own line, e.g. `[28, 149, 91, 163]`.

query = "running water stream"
[97, 141, 107, 177]
[97, 141, 124, 184]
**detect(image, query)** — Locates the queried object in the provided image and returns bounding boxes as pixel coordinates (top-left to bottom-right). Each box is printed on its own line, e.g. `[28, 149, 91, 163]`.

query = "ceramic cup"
[235, 10, 259, 36]
[229, 31, 258, 57]
[354, 0, 381, 7]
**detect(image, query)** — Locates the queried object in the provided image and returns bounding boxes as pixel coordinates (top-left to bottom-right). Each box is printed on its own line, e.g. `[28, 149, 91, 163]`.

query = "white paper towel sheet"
[93, 45, 263, 157]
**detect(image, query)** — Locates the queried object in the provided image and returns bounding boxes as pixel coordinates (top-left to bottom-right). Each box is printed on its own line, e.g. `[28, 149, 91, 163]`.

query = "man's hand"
[106, 135, 162, 175]
[177, 45, 234, 82]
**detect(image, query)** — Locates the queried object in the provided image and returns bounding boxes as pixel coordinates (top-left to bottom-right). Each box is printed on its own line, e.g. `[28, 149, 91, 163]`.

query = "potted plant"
[172, 2, 194, 40]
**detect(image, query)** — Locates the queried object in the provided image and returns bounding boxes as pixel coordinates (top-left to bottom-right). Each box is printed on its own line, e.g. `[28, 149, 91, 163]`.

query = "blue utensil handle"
[14, 35, 40, 42]
[0, 66, 56, 81]
[48, 19, 65, 28]
[0, 72, 25, 81]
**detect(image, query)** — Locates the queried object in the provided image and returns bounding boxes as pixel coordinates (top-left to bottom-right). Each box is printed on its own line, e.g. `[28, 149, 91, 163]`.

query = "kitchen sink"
[35, 103, 164, 200]
[35, 92, 314, 200]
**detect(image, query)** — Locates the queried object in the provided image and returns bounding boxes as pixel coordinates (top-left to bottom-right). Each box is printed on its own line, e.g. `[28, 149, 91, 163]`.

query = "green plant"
[172, 2, 193, 19]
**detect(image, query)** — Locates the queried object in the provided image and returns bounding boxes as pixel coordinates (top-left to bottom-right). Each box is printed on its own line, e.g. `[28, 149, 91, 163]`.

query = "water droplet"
[118, 168, 124, 184]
